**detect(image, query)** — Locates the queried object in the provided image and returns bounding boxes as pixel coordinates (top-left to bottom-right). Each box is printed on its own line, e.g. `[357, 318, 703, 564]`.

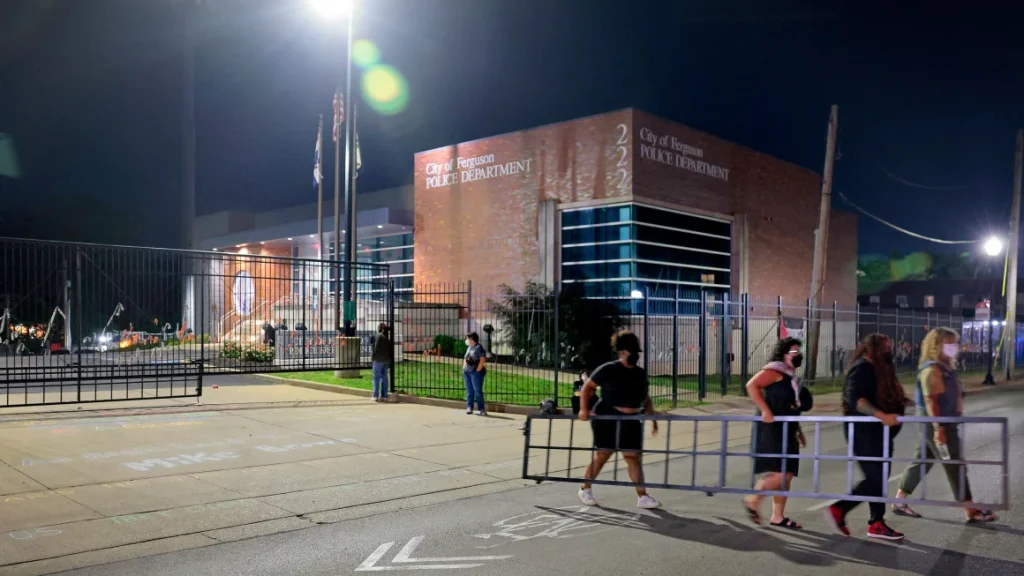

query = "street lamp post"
[982, 236, 1005, 386]
[311, 0, 356, 336]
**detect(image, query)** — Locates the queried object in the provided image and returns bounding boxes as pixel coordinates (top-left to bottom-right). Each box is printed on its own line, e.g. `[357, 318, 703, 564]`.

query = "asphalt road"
[55, 387, 1024, 576]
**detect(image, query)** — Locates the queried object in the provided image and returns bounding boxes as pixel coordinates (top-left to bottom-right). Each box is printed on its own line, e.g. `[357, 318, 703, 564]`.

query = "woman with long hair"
[824, 334, 909, 541]
[742, 337, 810, 529]
[891, 328, 997, 523]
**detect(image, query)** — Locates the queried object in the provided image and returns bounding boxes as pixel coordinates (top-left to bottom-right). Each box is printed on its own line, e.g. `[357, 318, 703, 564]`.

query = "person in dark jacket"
[370, 323, 392, 402]
[824, 333, 910, 541]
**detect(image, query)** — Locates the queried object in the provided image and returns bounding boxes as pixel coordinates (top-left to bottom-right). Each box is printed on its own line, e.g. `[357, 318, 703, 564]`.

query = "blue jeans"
[372, 362, 389, 399]
[464, 369, 485, 411]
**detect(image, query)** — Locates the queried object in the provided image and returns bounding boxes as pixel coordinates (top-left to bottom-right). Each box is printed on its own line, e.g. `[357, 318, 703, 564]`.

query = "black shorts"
[591, 406, 643, 452]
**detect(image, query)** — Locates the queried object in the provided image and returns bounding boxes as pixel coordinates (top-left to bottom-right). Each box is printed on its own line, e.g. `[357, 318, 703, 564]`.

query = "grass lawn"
[280, 360, 703, 409]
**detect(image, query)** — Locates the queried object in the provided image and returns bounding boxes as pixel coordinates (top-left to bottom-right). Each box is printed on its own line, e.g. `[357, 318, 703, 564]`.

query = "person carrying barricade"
[576, 331, 661, 509]
[742, 337, 812, 529]
[824, 333, 909, 541]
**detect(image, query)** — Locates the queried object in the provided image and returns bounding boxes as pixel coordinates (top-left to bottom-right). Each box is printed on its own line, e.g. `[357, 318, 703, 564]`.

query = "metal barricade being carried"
[522, 413, 1010, 511]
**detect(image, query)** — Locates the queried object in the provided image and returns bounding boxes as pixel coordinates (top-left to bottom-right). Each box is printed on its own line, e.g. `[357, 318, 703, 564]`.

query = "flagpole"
[333, 92, 342, 332]
[317, 114, 325, 332]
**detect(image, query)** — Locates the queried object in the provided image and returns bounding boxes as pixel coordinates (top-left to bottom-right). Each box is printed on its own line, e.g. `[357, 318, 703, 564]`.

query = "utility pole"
[181, 0, 197, 250]
[806, 105, 838, 384]
[1004, 129, 1022, 380]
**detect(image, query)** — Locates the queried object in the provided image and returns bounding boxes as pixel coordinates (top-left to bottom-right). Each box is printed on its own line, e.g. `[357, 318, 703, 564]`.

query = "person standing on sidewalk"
[577, 331, 661, 510]
[743, 337, 808, 530]
[890, 328, 998, 523]
[370, 323, 392, 402]
[464, 332, 488, 416]
[824, 334, 908, 541]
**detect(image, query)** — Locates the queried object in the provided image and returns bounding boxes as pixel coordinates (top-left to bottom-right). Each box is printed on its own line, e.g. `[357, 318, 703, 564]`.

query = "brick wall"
[414, 109, 633, 294]
[414, 108, 857, 306]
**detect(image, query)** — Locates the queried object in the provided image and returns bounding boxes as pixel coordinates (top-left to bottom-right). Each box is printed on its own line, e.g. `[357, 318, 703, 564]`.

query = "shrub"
[220, 341, 243, 359]
[243, 344, 274, 363]
[431, 335, 468, 359]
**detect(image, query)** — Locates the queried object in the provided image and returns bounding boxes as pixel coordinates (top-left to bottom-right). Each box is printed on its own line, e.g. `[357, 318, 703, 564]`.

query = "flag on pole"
[313, 125, 323, 186]
[332, 92, 344, 143]
[353, 105, 362, 177]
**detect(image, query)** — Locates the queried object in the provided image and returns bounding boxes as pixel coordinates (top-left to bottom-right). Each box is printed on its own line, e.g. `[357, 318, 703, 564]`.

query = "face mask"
[942, 343, 959, 360]
[790, 354, 804, 369]
[465, 340, 472, 347]
[626, 352, 640, 366]
[883, 351, 894, 365]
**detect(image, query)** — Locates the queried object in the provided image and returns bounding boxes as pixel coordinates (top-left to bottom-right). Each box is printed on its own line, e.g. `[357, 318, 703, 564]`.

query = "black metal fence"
[392, 282, 1008, 409]
[0, 237, 389, 407]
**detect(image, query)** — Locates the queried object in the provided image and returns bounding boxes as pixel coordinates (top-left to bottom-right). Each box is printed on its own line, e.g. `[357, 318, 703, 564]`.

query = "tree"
[486, 282, 625, 371]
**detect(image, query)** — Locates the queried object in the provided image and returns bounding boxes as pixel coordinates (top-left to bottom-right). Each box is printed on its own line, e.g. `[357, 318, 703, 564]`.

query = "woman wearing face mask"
[577, 331, 661, 509]
[742, 337, 807, 529]
[463, 332, 488, 416]
[891, 328, 997, 523]
[824, 334, 909, 541]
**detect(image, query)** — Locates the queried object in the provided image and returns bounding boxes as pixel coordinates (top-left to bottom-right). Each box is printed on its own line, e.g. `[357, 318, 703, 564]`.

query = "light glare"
[984, 236, 1004, 257]
[308, 0, 349, 19]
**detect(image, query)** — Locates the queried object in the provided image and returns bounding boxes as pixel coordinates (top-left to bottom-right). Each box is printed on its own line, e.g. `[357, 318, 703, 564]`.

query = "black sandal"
[743, 502, 762, 525]
[770, 517, 802, 530]
[891, 504, 922, 518]
[966, 510, 998, 524]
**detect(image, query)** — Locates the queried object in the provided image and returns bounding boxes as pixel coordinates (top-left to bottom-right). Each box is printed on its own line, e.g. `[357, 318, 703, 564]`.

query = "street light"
[984, 236, 1004, 257]
[308, 0, 349, 19]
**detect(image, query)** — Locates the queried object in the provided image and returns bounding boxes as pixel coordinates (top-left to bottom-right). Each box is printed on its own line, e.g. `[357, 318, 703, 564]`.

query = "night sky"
[1, 0, 1022, 256]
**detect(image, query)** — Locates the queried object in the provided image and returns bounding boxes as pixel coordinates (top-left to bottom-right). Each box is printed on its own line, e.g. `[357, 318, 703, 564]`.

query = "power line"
[876, 163, 969, 191]
[836, 191, 979, 245]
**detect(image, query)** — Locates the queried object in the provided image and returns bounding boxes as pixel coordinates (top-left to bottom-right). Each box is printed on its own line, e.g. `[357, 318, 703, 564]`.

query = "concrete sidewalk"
[0, 373, 1020, 575]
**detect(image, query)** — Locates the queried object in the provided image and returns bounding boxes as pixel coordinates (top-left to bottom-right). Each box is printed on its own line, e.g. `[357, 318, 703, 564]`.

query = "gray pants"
[898, 422, 973, 501]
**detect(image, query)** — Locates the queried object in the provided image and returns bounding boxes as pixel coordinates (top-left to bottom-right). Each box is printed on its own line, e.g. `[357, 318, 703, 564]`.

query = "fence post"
[876, 305, 881, 334]
[831, 301, 838, 379]
[672, 286, 679, 407]
[389, 280, 396, 394]
[855, 302, 861, 343]
[301, 264, 308, 370]
[741, 293, 749, 394]
[894, 307, 900, 354]
[75, 247, 83, 404]
[720, 292, 730, 396]
[804, 298, 812, 381]
[776, 296, 783, 340]
[642, 286, 650, 370]
[699, 288, 707, 401]
[553, 283, 560, 406]
[466, 280, 473, 336]
[197, 254, 205, 400]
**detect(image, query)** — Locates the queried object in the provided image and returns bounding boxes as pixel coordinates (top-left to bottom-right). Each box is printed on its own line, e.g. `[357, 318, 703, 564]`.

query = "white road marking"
[355, 536, 512, 571]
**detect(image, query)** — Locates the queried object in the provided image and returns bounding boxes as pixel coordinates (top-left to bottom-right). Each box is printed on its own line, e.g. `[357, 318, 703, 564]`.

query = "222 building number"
[614, 124, 629, 191]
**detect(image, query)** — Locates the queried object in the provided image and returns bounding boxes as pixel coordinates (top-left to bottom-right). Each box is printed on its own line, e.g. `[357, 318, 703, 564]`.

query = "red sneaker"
[823, 505, 851, 536]
[867, 521, 905, 541]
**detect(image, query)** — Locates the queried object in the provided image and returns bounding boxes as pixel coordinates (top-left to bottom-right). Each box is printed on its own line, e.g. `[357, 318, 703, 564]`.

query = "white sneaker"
[478, 410, 488, 417]
[466, 409, 473, 415]
[578, 488, 597, 506]
[636, 495, 661, 509]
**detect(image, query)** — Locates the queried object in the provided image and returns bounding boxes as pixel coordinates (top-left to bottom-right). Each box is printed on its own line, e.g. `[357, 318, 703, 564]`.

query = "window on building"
[560, 203, 731, 313]
[952, 294, 963, 308]
[291, 246, 301, 295]
[896, 295, 908, 308]
[869, 295, 880, 305]
[924, 295, 935, 308]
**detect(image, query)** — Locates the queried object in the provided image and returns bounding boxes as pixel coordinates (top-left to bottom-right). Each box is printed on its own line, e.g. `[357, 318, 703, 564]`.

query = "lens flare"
[352, 40, 380, 68]
[362, 64, 408, 115]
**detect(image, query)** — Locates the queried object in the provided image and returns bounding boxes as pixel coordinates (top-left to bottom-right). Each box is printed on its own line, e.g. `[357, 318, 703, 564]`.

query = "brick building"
[414, 108, 858, 307]
[193, 108, 858, 342]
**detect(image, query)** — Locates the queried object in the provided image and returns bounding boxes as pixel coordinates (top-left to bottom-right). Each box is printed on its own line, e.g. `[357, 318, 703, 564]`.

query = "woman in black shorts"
[742, 337, 811, 529]
[577, 331, 661, 509]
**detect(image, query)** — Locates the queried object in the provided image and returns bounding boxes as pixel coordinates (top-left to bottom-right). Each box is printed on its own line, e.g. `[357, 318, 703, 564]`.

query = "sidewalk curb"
[269, 374, 1024, 418]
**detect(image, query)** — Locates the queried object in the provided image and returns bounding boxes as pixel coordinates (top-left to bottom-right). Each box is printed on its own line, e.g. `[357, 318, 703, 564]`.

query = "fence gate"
[0, 237, 390, 408]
